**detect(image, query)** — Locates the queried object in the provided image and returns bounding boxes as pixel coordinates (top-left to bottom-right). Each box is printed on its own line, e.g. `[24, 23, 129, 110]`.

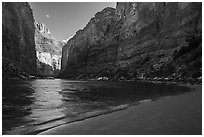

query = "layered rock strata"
[59, 2, 202, 83]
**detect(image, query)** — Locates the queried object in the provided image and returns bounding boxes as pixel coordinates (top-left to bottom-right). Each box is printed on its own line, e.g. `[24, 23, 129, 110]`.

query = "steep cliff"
[2, 2, 37, 79]
[60, 7, 117, 76]
[35, 22, 64, 77]
[59, 2, 202, 82]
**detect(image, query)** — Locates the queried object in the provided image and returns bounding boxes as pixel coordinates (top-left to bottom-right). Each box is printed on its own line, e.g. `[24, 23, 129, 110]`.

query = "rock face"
[35, 22, 63, 77]
[60, 2, 202, 82]
[60, 7, 117, 76]
[2, 2, 37, 79]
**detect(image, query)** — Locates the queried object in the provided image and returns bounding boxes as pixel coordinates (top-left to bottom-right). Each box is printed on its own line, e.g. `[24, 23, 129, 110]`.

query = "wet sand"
[39, 84, 202, 135]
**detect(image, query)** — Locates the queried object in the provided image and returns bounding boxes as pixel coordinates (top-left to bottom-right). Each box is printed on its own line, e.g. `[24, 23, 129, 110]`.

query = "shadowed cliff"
[2, 2, 37, 79]
[59, 2, 202, 83]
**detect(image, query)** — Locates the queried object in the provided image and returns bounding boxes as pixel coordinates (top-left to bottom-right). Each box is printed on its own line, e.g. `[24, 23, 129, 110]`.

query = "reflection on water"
[28, 80, 64, 124]
[2, 79, 191, 134]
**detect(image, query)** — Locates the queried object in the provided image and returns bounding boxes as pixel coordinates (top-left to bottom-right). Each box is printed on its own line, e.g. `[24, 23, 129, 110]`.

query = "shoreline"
[39, 84, 202, 135]
[3, 75, 202, 86]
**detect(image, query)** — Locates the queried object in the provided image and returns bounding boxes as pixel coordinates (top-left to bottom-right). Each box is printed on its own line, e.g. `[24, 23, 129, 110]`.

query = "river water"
[2, 79, 191, 134]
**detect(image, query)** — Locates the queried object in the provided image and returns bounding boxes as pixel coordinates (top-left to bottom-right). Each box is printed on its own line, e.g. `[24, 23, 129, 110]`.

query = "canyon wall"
[59, 2, 202, 82]
[35, 22, 64, 77]
[2, 2, 37, 79]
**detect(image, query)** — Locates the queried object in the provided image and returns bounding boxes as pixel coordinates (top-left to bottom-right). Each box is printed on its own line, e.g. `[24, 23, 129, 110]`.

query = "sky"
[29, 2, 116, 41]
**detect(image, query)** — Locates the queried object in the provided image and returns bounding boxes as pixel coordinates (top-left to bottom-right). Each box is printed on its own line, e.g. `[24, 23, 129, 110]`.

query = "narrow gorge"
[2, 2, 64, 79]
[2, 2, 202, 83]
[2, 2, 202, 135]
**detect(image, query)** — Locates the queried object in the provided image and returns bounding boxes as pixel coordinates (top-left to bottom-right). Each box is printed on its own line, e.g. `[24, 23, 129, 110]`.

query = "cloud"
[46, 14, 50, 18]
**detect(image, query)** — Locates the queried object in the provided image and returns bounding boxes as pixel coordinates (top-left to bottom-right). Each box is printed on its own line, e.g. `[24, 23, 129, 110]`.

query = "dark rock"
[59, 2, 202, 84]
[2, 2, 37, 79]
[2, 57, 37, 80]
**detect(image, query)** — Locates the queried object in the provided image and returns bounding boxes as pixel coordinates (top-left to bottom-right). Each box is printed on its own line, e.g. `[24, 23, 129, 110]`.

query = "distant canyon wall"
[2, 2, 64, 79]
[2, 2, 37, 79]
[59, 2, 202, 81]
[35, 21, 63, 77]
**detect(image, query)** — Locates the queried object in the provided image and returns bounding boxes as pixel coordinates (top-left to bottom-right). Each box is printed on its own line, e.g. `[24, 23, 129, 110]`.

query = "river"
[2, 79, 191, 134]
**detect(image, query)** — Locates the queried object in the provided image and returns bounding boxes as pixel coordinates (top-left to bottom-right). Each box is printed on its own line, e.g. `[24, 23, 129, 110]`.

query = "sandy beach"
[39, 84, 202, 135]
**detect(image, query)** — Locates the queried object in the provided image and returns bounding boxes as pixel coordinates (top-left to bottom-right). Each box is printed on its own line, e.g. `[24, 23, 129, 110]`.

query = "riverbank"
[39, 84, 202, 135]
[64, 75, 202, 85]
